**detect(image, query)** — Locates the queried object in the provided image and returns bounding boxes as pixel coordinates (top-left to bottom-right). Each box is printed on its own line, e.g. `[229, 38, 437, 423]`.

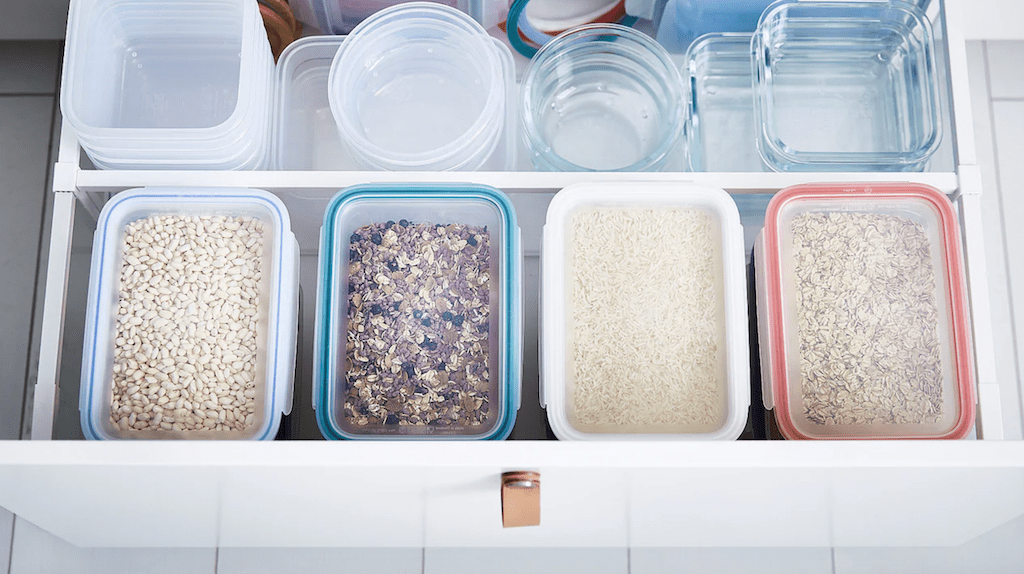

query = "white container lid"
[541, 182, 750, 440]
[80, 188, 299, 440]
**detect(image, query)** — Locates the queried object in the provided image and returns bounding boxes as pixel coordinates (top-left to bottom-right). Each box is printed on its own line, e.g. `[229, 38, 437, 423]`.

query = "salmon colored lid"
[762, 183, 975, 440]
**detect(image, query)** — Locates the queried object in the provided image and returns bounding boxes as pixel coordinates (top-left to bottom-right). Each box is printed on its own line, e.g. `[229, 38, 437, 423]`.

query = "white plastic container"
[80, 188, 300, 440]
[60, 0, 274, 170]
[328, 3, 516, 171]
[541, 182, 750, 440]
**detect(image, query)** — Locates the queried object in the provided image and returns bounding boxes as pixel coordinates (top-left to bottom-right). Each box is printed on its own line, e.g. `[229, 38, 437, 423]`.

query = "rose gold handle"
[501, 471, 540, 528]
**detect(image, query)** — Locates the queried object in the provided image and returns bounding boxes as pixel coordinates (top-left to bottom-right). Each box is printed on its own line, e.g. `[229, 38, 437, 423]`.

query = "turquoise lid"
[313, 184, 522, 440]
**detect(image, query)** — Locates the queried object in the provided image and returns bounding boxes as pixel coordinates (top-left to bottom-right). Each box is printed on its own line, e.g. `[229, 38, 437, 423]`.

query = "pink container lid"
[760, 183, 974, 440]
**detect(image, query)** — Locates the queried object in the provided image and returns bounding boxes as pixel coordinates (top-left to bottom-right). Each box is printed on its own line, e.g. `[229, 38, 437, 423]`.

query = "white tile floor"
[1, 38, 1024, 574]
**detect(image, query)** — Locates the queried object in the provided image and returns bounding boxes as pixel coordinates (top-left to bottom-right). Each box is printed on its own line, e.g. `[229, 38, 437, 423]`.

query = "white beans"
[108, 215, 264, 434]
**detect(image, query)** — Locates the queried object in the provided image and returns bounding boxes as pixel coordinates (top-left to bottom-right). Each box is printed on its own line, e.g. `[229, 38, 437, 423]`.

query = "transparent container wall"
[68, 1, 245, 130]
[320, 193, 513, 439]
[752, 2, 941, 171]
[774, 197, 962, 438]
[684, 33, 768, 172]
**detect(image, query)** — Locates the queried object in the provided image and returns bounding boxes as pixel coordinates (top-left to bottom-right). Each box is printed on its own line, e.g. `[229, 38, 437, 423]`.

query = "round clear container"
[520, 24, 686, 172]
[327, 3, 510, 171]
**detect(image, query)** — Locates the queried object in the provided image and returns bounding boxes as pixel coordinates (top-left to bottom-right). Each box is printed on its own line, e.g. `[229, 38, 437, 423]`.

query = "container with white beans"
[80, 188, 299, 440]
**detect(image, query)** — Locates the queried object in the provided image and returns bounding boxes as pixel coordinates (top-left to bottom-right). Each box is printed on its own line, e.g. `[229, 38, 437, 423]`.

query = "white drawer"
[3, 0, 1020, 550]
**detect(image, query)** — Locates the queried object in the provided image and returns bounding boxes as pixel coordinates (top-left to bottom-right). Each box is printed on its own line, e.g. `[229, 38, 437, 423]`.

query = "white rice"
[569, 207, 726, 432]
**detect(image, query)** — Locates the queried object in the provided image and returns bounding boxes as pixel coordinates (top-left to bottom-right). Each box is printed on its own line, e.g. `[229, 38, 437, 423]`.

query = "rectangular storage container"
[80, 188, 299, 440]
[755, 182, 974, 439]
[541, 182, 750, 440]
[273, 36, 356, 170]
[314, 184, 522, 439]
[684, 32, 768, 172]
[752, 1, 941, 172]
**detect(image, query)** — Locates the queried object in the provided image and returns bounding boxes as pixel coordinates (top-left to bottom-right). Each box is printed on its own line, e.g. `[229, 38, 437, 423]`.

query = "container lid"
[541, 182, 750, 440]
[80, 188, 298, 440]
[759, 183, 974, 439]
[314, 184, 522, 440]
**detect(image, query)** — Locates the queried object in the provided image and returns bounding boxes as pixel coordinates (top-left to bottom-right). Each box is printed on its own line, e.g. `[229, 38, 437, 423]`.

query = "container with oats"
[541, 182, 750, 440]
[80, 188, 299, 440]
[755, 183, 975, 439]
[314, 184, 522, 439]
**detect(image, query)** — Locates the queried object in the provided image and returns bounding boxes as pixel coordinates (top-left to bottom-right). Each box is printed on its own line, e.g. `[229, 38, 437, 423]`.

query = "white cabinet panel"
[0, 443, 1022, 548]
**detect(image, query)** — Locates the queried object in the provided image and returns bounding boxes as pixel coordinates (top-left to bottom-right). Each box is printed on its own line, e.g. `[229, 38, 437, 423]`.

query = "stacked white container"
[59, 0, 275, 170]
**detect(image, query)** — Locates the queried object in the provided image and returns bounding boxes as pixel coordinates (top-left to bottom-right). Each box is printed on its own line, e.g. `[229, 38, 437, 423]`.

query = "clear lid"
[314, 184, 522, 440]
[760, 183, 974, 439]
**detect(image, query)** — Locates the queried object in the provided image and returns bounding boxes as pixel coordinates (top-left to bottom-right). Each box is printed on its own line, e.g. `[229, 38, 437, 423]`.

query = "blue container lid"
[314, 184, 522, 440]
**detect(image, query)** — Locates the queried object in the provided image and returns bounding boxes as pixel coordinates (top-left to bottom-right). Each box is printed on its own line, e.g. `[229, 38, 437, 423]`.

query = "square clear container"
[314, 184, 522, 440]
[60, 0, 274, 169]
[752, 1, 942, 172]
[754, 183, 975, 440]
[80, 188, 300, 440]
[541, 182, 750, 440]
[684, 33, 768, 172]
[272, 36, 358, 170]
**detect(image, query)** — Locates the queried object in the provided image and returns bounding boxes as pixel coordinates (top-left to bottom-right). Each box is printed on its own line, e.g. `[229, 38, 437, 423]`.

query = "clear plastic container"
[328, 3, 515, 171]
[754, 183, 975, 440]
[655, 0, 772, 53]
[752, 1, 942, 172]
[60, 0, 274, 170]
[684, 33, 767, 172]
[273, 37, 358, 170]
[520, 24, 686, 172]
[314, 184, 522, 440]
[290, 0, 508, 35]
[541, 182, 750, 440]
[278, 34, 515, 171]
[80, 188, 300, 440]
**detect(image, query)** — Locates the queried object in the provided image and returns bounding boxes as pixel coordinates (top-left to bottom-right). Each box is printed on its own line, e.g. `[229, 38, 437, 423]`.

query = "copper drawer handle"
[501, 471, 541, 528]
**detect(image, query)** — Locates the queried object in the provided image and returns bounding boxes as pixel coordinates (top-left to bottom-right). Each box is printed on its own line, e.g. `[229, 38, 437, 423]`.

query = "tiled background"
[1, 28, 1024, 574]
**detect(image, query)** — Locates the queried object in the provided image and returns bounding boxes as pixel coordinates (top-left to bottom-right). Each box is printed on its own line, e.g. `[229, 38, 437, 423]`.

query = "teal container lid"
[314, 184, 522, 440]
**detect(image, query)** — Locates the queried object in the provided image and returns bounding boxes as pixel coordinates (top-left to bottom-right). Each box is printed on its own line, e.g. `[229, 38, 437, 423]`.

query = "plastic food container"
[273, 36, 358, 170]
[655, 0, 772, 53]
[314, 184, 522, 440]
[752, 1, 941, 172]
[80, 188, 299, 440]
[328, 3, 516, 171]
[541, 182, 750, 440]
[684, 33, 767, 172]
[60, 0, 274, 170]
[290, 0, 507, 34]
[754, 183, 974, 439]
[520, 24, 686, 172]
